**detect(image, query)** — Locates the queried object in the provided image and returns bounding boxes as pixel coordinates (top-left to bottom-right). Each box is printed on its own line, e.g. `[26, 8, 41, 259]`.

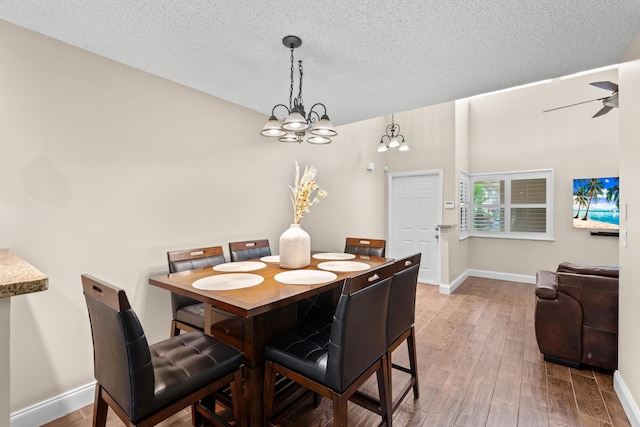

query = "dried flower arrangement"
[289, 161, 327, 224]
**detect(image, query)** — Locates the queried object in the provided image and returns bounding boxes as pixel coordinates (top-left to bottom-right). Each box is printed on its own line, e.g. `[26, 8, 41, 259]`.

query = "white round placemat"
[213, 261, 266, 272]
[192, 273, 264, 290]
[317, 261, 371, 272]
[260, 255, 280, 263]
[312, 252, 356, 260]
[274, 270, 338, 285]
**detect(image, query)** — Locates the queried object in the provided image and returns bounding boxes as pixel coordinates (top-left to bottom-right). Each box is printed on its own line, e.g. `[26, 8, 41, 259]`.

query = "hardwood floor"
[43, 277, 630, 426]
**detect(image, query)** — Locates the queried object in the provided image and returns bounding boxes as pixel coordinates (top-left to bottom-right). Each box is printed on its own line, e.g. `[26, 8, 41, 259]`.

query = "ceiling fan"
[543, 81, 619, 118]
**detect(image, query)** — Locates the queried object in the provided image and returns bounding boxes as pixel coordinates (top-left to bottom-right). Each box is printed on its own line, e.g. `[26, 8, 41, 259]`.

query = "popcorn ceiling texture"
[1, 1, 639, 125]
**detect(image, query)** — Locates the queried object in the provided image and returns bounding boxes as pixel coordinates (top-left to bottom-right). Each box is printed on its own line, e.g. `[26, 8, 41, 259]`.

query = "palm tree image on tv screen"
[572, 177, 619, 231]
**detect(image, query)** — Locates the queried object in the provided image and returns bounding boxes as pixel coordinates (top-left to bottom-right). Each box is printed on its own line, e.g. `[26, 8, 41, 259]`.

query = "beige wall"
[466, 71, 620, 275]
[0, 21, 385, 411]
[384, 103, 457, 284]
[358, 68, 622, 281]
[2, 18, 637, 421]
[618, 58, 640, 419]
[333, 101, 462, 283]
[452, 99, 471, 281]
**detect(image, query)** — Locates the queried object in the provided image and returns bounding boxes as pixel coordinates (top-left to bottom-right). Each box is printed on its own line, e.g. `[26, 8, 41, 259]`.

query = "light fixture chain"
[289, 47, 295, 110]
[297, 60, 304, 104]
[260, 36, 336, 144]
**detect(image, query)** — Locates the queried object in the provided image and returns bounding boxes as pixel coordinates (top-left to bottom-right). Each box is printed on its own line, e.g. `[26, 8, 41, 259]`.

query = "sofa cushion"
[557, 262, 619, 278]
[534, 262, 619, 371]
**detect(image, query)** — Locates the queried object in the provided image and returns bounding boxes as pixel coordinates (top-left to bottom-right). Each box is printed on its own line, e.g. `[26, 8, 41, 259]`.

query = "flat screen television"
[572, 177, 619, 232]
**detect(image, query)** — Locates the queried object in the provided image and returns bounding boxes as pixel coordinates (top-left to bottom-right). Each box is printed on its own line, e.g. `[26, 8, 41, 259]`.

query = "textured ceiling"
[2, 1, 640, 126]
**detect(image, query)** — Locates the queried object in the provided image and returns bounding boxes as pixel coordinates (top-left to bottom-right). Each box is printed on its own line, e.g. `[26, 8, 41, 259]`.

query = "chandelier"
[260, 36, 337, 144]
[377, 114, 409, 152]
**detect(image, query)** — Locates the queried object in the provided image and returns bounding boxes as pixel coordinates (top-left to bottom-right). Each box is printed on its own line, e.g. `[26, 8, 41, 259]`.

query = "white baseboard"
[13, 269, 635, 427]
[10, 382, 95, 427]
[439, 270, 468, 294]
[442, 270, 640, 426]
[466, 268, 536, 284]
[614, 371, 640, 427]
[439, 268, 535, 295]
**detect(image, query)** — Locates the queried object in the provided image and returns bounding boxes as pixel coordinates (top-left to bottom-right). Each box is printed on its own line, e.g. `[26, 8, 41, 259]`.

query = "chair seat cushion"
[150, 331, 242, 409]
[175, 302, 205, 329]
[265, 320, 332, 385]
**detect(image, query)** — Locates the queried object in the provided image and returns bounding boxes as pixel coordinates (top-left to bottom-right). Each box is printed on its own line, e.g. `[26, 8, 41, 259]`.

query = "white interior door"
[388, 171, 442, 284]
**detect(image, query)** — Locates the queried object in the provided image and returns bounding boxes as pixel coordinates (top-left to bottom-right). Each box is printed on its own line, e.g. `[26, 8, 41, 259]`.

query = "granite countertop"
[0, 249, 48, 298]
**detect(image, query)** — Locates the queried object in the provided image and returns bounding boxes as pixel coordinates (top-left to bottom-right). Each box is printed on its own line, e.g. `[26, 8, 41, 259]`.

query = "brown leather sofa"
[534, 262, 619, 371]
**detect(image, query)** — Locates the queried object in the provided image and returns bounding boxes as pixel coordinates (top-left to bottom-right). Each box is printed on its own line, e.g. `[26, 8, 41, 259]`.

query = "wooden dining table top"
[148, 253, 393, 318]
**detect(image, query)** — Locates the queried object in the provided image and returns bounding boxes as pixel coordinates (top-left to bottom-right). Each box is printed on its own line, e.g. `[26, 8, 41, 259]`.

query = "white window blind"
[510, 178, 547, 233]
[459, 172, 470, 239]
[464, 169, 553, 240]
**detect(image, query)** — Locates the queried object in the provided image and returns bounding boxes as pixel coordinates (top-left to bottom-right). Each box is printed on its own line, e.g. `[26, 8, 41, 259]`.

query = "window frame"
[459, 169, 554, 241]
[459, 171, 471, 240]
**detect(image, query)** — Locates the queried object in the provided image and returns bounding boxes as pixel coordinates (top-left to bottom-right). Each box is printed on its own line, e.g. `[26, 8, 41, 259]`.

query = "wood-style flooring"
[43, 277, 630, 426]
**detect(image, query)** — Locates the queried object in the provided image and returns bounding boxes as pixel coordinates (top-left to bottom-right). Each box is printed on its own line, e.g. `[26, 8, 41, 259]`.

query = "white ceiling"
[2, 1, 640, 126]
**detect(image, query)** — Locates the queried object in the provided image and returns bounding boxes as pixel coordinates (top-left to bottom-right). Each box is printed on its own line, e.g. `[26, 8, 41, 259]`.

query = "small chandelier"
[377, 114, 409, 152]
[260, 36, 337, 144]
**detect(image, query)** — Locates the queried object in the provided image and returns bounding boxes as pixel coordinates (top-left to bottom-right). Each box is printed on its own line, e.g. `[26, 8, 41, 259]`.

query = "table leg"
[243, 364, 264, 427]
[204, 304, 213, 336]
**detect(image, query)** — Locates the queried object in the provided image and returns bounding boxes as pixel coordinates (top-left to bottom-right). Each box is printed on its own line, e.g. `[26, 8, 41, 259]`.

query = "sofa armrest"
[535, 270, 557, 299]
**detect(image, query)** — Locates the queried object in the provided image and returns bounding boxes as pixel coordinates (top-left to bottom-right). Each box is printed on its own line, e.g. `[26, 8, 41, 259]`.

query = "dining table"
[148, 252, 393, 426]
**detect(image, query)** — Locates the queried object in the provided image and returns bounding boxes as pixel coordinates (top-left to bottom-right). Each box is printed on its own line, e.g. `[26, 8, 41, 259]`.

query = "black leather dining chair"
[167, 246, 226, 336]
[386, 253, 421, 409]
[263, 263, 395, 427]
[229, 239, 271, 261]
[82, 274, 245, 427]
[344, 237, 386, 257]
[352, 252, 421, 415]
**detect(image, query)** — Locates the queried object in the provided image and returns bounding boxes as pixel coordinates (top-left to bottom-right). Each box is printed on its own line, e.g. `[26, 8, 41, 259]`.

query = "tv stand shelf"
[590, 231, 619, 237]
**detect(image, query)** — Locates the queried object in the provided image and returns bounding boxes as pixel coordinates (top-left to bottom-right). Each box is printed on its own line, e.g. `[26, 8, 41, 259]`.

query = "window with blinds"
[511, 178, 547, 232]
[460, 169, 553, 240]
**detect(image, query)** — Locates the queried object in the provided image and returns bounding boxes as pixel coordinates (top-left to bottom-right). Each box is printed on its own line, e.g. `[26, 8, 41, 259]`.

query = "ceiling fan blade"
[590, 81, 618, 92]
[543, 98, 603, 113]
[603, 93, 619, 108]
[592, 105, 613, 118]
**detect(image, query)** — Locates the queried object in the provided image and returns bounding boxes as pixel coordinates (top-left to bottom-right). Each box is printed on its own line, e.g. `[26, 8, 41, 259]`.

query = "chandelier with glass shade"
[377, 114, 409, 152]
[260, 36, 337, 144]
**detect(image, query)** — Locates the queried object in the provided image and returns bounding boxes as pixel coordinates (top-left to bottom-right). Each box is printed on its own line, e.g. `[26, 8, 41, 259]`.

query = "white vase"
[279, 224, 311, 269]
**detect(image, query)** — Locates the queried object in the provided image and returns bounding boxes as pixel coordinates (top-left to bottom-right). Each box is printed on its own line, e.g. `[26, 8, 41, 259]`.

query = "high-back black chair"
[228, 239, 271, 261]
[344, 237, 386, 257]
[263, 263, 395, 426]
[351, 253, 421, 416]
[82, 274, 245, 427]
[167, 246, 226, 336]
[387, 253, 421, 410]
